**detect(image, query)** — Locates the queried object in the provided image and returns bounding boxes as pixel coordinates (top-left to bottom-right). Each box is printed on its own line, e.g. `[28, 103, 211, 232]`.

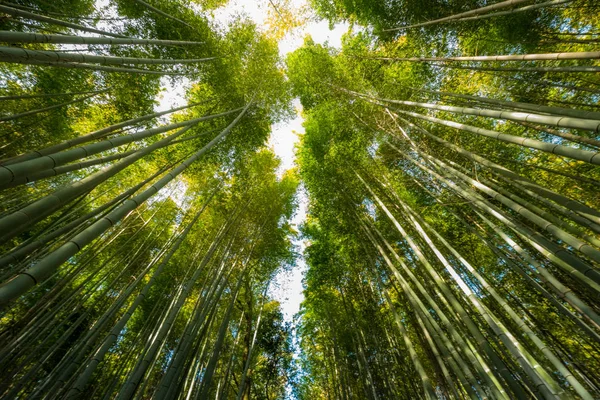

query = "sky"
[156, 1, 349, 323]
[210, 1, 348, 322]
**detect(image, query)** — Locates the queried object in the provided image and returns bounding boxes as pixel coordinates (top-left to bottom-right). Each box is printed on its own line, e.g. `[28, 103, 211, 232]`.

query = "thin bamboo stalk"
[384, 0, 532, 31]
[0, 46, 216, 66]
[0, 101, 252, 304]
[0, 31, 203, 46]
[0, 5, 128, 38]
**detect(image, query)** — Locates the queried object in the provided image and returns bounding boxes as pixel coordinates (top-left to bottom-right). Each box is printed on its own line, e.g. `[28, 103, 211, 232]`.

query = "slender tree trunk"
[131, 0, 195, 30]
[0, 124, 195, 241]
[0, 89, 109, 122]
[457, 0, 570, 22]
[358, 219, 502, 399]
[416, 87, 600, 121]
[365, 50, 600, 62]
[390, 106, 600, 164]
[389, 138, 600, 294]
[0, 88, 110, 102]
[1, 148, 139, 189]
[349, 90, 600, 133]
[63, 190, 218, 397]
[379, 174, 592, 398]
[1, 100, 211, 166]
[0, 108, 240, 185]
[387, 116, 600, 230]
[236, 284, 270, 400]
[443, 63, 600, 74]
[384, 0, 532, 31]
[0, 101, 252, 304]
[517, 121, 600, 149]
[0, 163, 171, 268]
[357, 173, 538, 398]
[0, 4, 128, 38]
[0, 58, 186, 75]
[0, 46, 215, 66]
[0, 31, 203, 46]
[114, 213, 240, 400]
[382, 290, 437, 400]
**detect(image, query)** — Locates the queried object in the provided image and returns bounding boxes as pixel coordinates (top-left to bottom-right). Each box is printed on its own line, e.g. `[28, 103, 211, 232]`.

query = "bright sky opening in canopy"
[0, 0, 599, 399]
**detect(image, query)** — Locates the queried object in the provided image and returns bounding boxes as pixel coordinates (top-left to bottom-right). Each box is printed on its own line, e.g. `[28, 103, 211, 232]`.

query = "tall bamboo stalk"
[384, 0, 532, 31]
[0, 31, 203, 46]
[0, 101, 253, 304]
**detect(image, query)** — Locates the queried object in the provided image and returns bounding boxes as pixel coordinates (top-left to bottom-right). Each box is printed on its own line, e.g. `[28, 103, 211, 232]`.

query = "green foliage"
[1, 0, 600, 399]
[288, 3, 600, 398]
[0, 1, 299, 398]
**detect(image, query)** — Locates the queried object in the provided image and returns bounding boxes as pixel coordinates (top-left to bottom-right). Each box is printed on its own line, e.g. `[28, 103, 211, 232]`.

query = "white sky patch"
[153, 78, 190, 207]
[210, 0, 349, 57]
[155, 76, 190, 113]
[269, 185, 308, 321]
[279, 19, 349, 56]
[268, 98, 304, 176]
[211, 0, 270, 29]
[152, 1, 350, 327]
[146, 179, 189, 209]
[207, 1, 349, 327]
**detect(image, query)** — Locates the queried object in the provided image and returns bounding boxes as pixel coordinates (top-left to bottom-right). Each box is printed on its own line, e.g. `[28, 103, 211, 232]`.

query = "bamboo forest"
[0, 0, 599, 399]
